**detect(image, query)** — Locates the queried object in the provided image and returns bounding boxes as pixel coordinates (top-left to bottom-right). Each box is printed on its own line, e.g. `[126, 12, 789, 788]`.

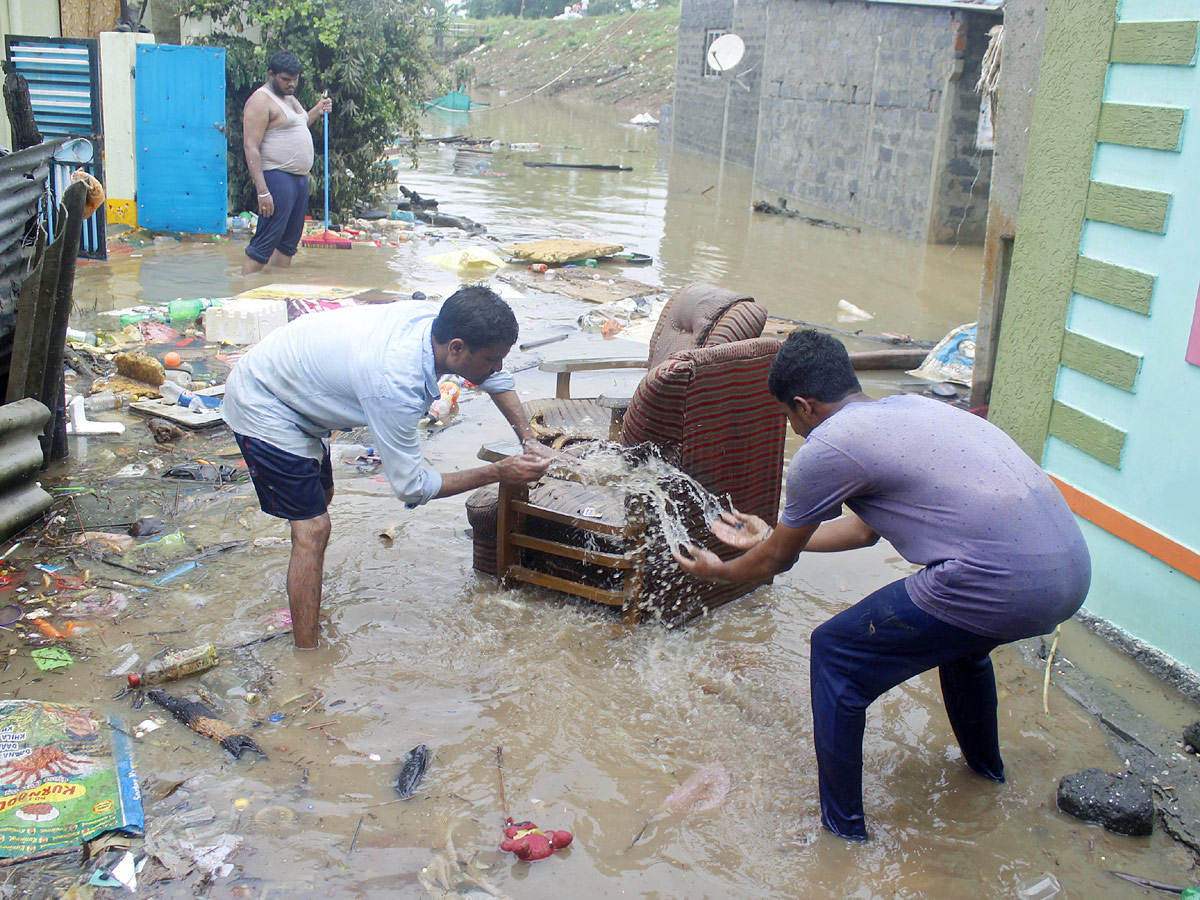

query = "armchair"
[466, 336, 786, 626]
[526, 282, 768, 446]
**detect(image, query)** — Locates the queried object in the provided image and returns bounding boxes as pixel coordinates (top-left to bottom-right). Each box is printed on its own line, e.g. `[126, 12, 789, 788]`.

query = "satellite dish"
[707, 33, 745, 73]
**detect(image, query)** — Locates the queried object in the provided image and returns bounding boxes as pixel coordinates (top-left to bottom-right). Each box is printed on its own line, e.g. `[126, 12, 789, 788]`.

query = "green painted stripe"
[1111, 20, 1199, 66]
[1060, 331, 1141, 391]
[1073, 256, 1154, 315]
[1048, 401, 1126, 468]
[1085, 181, 1170, 233]
[1097, 103, 1185, 150]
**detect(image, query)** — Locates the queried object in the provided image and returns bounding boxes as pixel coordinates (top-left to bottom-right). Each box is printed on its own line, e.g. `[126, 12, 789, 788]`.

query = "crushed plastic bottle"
[427, 379, 461, 421]
[128, 642, 219, 688]
[84, 391, 126, 413]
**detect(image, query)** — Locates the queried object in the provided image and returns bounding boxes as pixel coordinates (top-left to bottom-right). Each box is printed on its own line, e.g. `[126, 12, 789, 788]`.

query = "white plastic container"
[205, 298, 288, 345]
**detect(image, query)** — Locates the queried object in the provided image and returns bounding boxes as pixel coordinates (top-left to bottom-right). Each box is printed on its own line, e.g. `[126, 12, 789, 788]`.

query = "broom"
[301, 106, 352, 250]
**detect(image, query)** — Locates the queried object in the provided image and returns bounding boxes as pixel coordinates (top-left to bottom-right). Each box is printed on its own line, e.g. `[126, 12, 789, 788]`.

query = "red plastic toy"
[500, 818, 573, 861]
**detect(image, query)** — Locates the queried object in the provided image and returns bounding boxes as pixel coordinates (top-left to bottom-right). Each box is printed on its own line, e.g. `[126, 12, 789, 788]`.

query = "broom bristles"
[302, 230, 352, 250]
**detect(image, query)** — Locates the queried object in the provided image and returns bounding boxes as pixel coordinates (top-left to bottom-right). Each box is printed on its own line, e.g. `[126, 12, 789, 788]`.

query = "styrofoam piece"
[205, 298, 288, 345]
[66, 395, 125, 435]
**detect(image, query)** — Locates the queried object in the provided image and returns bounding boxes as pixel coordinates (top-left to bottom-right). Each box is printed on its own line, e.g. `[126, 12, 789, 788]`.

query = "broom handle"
[323, 109, 330, 232]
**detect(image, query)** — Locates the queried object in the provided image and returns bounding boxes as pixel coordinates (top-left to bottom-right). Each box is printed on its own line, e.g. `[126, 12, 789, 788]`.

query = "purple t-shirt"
[781, 395, 1090, 640]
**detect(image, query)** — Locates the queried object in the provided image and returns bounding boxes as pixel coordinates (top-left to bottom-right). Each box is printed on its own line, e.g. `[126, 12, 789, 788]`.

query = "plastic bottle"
[168, 298, 222, 321]
[158, 380, 185, 404]
[529, 263, 548, 273]
[162, 368, 193, 389]
[65, 328, 97, 345]
[127, 642, 219, 688]
[84, 391, 125, 412]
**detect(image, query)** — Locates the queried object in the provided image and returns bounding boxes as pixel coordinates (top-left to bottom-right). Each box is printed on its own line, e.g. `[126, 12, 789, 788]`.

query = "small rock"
[1183, 720, 1200, 750]
[1056, 768, 1154, 836]
[129, 516, 166, 537]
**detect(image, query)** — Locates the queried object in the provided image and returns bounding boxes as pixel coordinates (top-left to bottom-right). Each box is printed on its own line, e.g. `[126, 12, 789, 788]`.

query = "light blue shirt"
[221, 302, 515, 506]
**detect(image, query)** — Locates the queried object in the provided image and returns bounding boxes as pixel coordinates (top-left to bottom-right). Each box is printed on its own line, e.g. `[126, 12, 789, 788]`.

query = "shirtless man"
[241, 51, 331, 275]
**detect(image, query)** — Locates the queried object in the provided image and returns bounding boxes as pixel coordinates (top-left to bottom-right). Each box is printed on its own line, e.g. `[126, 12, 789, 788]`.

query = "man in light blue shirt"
[222, 286, 551, 649]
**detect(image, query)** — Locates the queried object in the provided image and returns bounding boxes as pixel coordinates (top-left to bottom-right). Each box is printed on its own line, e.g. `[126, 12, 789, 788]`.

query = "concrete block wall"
[670, 0, 767, 167]
[752, 0, 994, 242]
[929, 11, 996, 243]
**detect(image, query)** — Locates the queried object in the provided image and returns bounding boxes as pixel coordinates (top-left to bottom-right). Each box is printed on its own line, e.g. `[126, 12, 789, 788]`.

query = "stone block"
[1057, 769, 1155, 837]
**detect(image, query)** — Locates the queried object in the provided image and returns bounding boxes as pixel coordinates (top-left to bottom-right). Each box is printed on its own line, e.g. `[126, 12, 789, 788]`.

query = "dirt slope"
[447, 9, 679, 113]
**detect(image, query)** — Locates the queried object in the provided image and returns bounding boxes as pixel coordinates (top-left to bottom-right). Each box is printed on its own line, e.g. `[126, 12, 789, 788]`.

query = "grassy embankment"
[443, 7, 680, 113]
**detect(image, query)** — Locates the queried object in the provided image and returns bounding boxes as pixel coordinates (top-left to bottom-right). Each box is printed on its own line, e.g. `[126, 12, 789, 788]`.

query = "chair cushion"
[647, 283, 764, 369]
[620, 337, 785, 524]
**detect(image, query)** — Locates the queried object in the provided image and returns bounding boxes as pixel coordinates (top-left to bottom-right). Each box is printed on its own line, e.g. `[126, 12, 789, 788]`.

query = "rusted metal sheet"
[0, 141, 59, 398]
[0, 397, 53, 542]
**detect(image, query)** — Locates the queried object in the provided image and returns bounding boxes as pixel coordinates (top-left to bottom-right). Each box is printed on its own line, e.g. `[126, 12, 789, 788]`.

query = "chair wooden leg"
[496, 482, 528, 589]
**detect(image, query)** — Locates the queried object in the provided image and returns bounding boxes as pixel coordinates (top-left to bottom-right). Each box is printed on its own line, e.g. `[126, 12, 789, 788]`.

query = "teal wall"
[1042, 0, 1200, 669]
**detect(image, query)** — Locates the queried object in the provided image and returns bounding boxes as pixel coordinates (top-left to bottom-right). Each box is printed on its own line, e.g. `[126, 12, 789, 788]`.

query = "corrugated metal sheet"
[0, 142, 58, 313]
[0, 397, 53, 542]
[4, 36, 107, 259]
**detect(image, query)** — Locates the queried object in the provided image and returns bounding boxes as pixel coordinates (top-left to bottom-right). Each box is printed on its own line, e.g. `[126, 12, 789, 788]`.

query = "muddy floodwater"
[7, 95, 1196, 897]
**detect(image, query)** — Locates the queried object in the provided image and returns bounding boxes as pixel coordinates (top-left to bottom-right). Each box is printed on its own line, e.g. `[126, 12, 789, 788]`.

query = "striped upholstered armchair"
[466, 334, 786, 626]
[524, 282, 769, 446]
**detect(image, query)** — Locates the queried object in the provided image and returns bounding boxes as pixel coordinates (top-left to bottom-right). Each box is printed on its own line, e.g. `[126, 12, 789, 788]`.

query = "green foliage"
[183, 0, 435, 216]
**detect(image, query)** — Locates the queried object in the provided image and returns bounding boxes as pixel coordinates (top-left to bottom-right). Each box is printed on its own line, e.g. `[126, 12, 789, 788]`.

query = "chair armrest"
[539, 357, 649, 399]
[596, 393, 632, 409]
[478, 441, 522, 462]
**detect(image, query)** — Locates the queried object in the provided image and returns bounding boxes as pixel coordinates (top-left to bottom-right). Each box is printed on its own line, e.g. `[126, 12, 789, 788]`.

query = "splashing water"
[547, 442, 731, 552]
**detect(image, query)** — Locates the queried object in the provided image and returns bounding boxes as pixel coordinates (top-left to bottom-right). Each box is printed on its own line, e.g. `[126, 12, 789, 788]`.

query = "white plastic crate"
[205, 298, 288, 345]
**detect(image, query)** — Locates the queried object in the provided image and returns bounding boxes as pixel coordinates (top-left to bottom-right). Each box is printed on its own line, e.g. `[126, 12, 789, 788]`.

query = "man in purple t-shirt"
[674, 329, 1090, 841]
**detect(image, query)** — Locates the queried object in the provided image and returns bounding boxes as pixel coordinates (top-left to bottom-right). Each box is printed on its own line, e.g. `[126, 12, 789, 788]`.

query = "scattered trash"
[147, 689, 267, 759]
[628, 761, 731, 848]
[379, 525, 398, 543]
[425, 247, 506, 274]
[152, 561, 199, 586]
[148, 418, 187, 443]
[31, 647, 73, 670]
[89, 849, 145, 890]
[908, 322, 977, 387]
[500, 818, 574, 861]
[0, 700, 144, 855]
[505, 238, 624, 265]
[1109, 870, 1199, 896]
[129, 516, 166, 537]
[395, 744, 431, 798]
[73, 531, 135, 553]
[524, 161, 632, 172]
[162, 460, 244, 483]
[836, 299, 874, 322]
[127, 642, 219, 688]
[113, 351, 166, 386]
[751, 199, 861, 233]
[519, 333, 570, 351]
[1016, 872, 1063, 900]
[179, 833, 242, 879]
[66, 395, 126, 436]
[629, 112, 659, 126]
[426, 379, 461, 422]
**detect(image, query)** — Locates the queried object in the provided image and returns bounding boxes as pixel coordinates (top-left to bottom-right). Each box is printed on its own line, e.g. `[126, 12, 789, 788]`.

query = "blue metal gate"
[3, 35, 106, 260]
[135, 45, 227, 234]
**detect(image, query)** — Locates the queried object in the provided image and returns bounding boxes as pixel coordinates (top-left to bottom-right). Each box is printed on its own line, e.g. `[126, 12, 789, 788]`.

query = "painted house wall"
[990, 0, 1200, 672]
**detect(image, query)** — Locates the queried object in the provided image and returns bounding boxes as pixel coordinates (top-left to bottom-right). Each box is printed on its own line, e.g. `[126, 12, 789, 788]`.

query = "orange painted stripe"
[1049, 474, 1200, 583]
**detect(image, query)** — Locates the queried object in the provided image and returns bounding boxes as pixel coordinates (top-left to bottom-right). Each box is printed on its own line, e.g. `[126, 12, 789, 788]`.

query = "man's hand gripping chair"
[466, 284, 787, 625]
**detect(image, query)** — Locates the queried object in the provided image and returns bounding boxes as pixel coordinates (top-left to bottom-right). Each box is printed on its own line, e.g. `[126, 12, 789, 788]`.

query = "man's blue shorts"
[234, 432, 333, 521]
[245, 169, 309, 264]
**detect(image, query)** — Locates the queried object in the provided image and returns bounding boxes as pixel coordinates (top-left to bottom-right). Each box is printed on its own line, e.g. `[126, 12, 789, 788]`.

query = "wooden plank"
[511, 500, 626, 535]
[1111, 21, 1199, 66]
[1048, 401, 1126, 468]
[1073, 256, 1154, 314]
[848, 348, 928, 370]
[496, 482, 526, 586]
[507, 565, 627, 606]
[1059, 331, 1141, 391]
[1097, 103, 1185, 151]
[508, 533, 633, 568]
[1085, 181, 1170, 233]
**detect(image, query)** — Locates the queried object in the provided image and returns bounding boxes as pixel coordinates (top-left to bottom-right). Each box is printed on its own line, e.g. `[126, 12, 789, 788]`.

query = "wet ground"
[3, 95, 1198, 897]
